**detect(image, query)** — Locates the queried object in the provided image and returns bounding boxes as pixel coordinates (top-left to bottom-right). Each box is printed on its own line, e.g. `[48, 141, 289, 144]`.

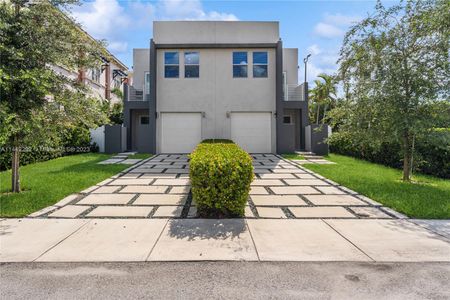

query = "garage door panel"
[161, 113, 202, 153]
[231, 113, 271, 153]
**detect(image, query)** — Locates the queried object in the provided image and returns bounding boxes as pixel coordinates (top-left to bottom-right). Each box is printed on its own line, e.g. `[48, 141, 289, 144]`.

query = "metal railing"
[127, 85, 145, 101]
[283, 83, 307, 101]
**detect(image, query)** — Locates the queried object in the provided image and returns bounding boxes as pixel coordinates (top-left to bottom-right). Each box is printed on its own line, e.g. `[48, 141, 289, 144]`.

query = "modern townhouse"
[124, 21, 309, 154]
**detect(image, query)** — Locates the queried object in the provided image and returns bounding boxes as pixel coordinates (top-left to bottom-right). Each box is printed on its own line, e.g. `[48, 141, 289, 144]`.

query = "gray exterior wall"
[154, 21, 279, 44]
[132, 49, 150, 92]
[155, 47, 277, 153]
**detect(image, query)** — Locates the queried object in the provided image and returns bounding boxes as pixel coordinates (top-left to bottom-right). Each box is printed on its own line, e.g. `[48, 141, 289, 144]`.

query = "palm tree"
[309, 74, 337, 124]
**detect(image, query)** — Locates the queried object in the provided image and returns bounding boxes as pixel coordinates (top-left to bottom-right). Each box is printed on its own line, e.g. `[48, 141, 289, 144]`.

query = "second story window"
[144, 72, 150, 95]
[164, 52, 179, 78]
[253, 52, 268, 78]
[233, 52, 248, 78]
[185, 52, 199, 78]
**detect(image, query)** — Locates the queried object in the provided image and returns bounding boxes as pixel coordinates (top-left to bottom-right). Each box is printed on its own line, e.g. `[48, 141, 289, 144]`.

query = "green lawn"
[127, 153, 153, 159]
[301, 154, 450, 219]
[0, 153, 130, 217]
[281, 153, 305, 160]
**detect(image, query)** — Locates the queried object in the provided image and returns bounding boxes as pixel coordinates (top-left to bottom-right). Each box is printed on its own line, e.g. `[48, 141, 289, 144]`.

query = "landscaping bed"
[189, 140, 253, 218]
[0, 153, 130, 217]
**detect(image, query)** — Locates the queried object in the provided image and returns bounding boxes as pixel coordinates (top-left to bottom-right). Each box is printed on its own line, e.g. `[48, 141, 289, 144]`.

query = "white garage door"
[161, 113, 202, 153]
[231, 112, 272, 153]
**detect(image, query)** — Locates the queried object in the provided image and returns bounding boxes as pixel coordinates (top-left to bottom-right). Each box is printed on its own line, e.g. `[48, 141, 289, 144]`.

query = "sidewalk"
[1, 218, 449, 262]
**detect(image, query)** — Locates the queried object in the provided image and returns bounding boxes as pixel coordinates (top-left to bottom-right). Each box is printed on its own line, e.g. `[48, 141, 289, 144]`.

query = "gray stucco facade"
[123, 21, 309, 154]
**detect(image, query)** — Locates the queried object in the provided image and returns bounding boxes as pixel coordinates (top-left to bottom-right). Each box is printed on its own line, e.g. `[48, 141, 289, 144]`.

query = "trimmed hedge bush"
[189, 140, 254, 218]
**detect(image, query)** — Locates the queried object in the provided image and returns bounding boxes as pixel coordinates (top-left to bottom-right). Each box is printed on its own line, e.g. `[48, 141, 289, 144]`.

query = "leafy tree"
[309, 73, 337, 124]
[0, 0, 108, 192]
[337, 0, 449, 181]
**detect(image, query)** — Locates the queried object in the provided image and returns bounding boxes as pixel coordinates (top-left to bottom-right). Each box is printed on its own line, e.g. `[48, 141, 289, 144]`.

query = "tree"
[0, 0, 108, 192]
[309, 74, 337, 124]
[338, 0, 449, 181]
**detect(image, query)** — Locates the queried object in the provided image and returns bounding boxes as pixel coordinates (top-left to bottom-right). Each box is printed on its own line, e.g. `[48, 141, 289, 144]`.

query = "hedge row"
[0, 126, 95, 171]
[329, 129, 450, 179]
[189, 140, 254, 217]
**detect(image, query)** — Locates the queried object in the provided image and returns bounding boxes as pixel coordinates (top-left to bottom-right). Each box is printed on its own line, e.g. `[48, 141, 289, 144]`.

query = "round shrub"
[189, 140, 254, 218]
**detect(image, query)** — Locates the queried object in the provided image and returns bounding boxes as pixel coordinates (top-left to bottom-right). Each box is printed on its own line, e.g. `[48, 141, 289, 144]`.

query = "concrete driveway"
[1, 154, 449, 263]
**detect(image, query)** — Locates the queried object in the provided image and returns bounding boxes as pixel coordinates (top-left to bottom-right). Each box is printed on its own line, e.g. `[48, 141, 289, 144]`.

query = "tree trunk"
[402, 133, 412, 182]
[316, 104, 320, 124]
[11, 139, 21, 193]
[322, 105, 328, 124]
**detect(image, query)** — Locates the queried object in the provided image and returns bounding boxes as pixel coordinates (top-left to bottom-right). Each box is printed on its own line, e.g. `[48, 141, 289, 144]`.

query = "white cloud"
[313, 22, 344, 38]
[158, 0, 238, 21]
[71, 0, 238, 56]
[307, 44, 322, 56]
[303, 44, 339, 85]
[313, 13, 362, 39]
[323, 13, 362, 26]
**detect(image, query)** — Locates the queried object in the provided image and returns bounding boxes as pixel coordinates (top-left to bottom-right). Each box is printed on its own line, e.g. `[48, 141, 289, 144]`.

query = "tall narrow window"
[253, 52, 268, 78]
[164, 52, 179, 78]
[90, 67, 101, 83]
[233, 52, 248, 78]
[144, 72, 150, 95]
[185, 52, 199, 78]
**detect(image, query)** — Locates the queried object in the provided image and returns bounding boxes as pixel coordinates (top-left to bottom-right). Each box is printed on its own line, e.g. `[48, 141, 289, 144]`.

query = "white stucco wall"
[283, 48, 299, 85]
[132, 49, 150, 91]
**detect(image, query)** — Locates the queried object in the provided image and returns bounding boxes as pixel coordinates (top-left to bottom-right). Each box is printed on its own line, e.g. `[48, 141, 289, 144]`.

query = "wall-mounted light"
[226, 111, 231, 118]
[201, 112, 206, 118]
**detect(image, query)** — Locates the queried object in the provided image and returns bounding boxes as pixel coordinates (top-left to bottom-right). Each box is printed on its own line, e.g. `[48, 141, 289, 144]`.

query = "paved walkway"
[1, 154, 449, 262]
[27, 154, 401, 219]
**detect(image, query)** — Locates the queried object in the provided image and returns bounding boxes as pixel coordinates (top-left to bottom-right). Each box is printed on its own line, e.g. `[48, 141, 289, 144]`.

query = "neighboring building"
[53, 28, 128, 104]
[124, 21, 308, 154]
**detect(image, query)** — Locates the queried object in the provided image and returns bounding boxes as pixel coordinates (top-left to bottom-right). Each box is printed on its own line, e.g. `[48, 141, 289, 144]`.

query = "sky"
[70, 0, 386, 83]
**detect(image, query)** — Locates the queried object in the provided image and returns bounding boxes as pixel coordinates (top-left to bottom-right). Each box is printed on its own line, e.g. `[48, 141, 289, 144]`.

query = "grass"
[0, 153, 130, 217]
[127, 153, 153, 159]
[281, 153, 305, 160]
[301, 154, 450, 219]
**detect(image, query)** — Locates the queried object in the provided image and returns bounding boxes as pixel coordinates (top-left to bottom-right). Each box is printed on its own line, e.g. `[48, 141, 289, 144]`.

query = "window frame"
[140, 115, 150, 125]
[232, 51, 248, 78]
[184, 52, 200, 78]
[144, 71, 150, 95]
[90, 67, 101, 83]
[283, 115, 293, 125]
[253, 51, 268, 78]
[164, 52, 180, 78]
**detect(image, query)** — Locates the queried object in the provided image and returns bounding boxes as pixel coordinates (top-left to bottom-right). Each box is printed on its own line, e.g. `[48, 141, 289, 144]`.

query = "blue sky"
[71, 0, 385, 83]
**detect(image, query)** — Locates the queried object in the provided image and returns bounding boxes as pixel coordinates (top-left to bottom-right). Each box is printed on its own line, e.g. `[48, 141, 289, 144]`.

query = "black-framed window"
[140, 116, 149, 125]
[164, 52, 179, 78]
[185, 52, 199, 78]
[283, 115, 292, 124]
[233, 52, 248, 78]
[253, 52, 268, 78]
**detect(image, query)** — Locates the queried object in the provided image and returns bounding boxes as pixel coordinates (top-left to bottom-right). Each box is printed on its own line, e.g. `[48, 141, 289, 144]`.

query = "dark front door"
[132, 109, 151, 153]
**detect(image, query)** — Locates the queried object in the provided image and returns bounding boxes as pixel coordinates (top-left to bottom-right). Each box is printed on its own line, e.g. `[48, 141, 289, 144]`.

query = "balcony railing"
[283, 83, 307, 101]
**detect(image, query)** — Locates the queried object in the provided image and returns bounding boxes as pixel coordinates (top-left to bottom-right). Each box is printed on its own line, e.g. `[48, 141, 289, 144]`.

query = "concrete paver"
[91, 186, 121, 194]
[153, 206, 184, 217]
[86, 206, 154, 217]
[289, 207, 355, 218]
[0, 219, 89, 262]
[48, 205, 90, 218]
[410, 219, 450, 239]
[149, 219, 258, 261]
[247, 219, 370, 261]
[251, 195, 307, 206]
[325, 219, 450, 262]
[304, 195, 367, 206]
[270, 186, 321, 195]
[119, 186, 168, 194]
[36, 219, 167, 262]
[256, 207, 287, 218]
[77, 194, 135, 205]
[133, 194, 188, 205]
[350, 206, 393, 218]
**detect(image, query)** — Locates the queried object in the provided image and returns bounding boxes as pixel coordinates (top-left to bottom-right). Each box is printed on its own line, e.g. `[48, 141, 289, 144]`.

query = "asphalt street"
[1, 262, 450, 299]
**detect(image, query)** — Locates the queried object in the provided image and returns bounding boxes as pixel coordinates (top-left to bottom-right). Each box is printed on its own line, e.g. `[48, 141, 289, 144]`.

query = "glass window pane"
[185, 52, 199, 65]
[185, 65, 199, 78]
[233, 65, 247, 78]
[253, 65, 268, 78]
[165, 52, 179, 64]
[145, 73, 150, 94]
[233, 52, 247, 65]
[253, 52, 268, 64]
[165, 66, 179, 78]
[140, 116, 149, 125]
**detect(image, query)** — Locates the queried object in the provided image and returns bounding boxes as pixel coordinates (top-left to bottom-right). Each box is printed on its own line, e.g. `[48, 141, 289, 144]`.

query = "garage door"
[161, 113, 202, 153]
[231, 112, 272, 153]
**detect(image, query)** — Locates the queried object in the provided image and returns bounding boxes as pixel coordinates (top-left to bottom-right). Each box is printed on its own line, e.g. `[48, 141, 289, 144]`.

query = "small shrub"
[189, 140, 254, 217]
